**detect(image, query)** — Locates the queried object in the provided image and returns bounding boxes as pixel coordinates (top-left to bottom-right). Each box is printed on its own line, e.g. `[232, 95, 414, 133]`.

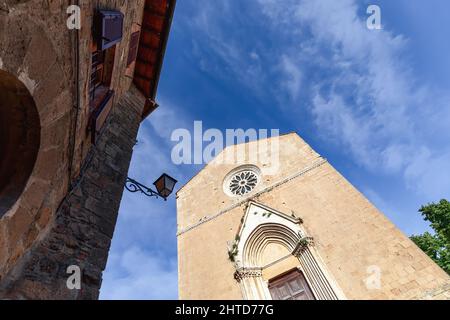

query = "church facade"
[177, 133, 450, 300]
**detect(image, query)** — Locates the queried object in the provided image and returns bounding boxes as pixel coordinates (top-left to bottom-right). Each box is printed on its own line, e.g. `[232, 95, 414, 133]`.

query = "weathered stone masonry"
[0, 87, 145, 299]
[0, 0, 175, 299]
[177, 134, 450, 300]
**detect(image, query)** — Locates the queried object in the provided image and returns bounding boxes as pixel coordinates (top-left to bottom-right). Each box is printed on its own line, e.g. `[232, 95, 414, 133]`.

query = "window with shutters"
[90, 10, 123, 109]
[89, 10, 123, 142]
[268, 269, 315, 300]
[94, 10, 124, 50]
[89, 42, 115, 111]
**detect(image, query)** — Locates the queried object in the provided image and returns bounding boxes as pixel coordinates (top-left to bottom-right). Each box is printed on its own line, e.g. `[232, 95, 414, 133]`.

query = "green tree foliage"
[410, 199, 450, 275]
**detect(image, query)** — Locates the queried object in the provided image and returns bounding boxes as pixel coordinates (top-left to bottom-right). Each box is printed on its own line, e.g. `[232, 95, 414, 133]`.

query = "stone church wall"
[177, 133, 450, 300]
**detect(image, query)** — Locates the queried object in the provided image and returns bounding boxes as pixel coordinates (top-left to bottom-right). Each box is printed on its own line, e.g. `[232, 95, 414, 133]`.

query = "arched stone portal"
[232, 201, 344, 300]
[0, 69, 40, 218]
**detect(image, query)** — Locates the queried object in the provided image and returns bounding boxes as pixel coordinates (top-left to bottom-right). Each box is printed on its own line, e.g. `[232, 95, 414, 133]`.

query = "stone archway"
[232, 201, 344, 300]
[0, 69, 40, 218]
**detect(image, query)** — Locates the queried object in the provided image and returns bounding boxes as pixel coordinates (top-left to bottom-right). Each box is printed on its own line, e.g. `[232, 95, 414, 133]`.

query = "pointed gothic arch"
[244, 223, 299, 267]
[231, 201, 345, 300]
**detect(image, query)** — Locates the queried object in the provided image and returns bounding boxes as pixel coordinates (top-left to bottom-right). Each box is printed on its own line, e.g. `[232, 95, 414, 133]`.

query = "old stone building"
[0, 0, 175, 299]
[177, 133, 450, 300]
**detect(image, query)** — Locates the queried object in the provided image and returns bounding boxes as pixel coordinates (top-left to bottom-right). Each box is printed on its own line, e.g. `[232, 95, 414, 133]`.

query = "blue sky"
[100, 0, 450, 299]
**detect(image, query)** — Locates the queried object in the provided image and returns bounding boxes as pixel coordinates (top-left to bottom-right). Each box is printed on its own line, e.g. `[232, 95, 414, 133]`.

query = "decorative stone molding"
[234, 268, 263, 282]
[223, 165, 261, 197]
[230, 201, 345, 300]
[177, 158, 327, 236]
[292, 237, 315, 257]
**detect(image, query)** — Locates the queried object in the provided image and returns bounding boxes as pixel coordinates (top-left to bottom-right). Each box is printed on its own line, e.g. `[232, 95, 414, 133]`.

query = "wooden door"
[269, 269, 315, 300]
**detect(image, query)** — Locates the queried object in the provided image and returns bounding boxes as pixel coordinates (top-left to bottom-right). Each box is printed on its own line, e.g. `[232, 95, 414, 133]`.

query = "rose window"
[228, 170, 259, 196]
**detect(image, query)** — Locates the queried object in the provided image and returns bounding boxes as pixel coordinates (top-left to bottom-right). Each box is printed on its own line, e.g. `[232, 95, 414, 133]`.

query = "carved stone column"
[234, 268, 270, 300]
[293, 237, 340, 300]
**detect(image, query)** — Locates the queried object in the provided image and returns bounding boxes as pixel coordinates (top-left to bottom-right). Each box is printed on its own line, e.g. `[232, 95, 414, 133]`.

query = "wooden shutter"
[90, 90, 115, 144]
[95, 10, 124, 50]
[127, 31, 141, 66]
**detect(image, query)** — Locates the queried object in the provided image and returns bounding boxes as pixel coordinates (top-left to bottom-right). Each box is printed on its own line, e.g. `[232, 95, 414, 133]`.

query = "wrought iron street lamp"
[125, 173, 178, 201]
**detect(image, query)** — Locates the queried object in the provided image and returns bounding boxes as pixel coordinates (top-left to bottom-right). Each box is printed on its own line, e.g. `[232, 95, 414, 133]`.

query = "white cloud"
[257, 0, 450, 199]
[147, 98, 193, 141]
[100, 246, 178, 300]
[250, 51, 260, 60]
[257, 0, 299, 25]
[404, 148, 450, 199]
[186, 1, 269, 99]
[133, 97, 194, 183]
[99, 123, 180, 300]
[102, 100, 192, 299]
[380, 144, 410, 173]
[184, 0, 450, 200]
[279, 55, 302, 101]
[311, 92, 375, 168]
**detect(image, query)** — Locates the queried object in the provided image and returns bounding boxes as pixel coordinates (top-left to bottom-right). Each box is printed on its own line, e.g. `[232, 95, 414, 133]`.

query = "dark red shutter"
[127, 31, 141, 66]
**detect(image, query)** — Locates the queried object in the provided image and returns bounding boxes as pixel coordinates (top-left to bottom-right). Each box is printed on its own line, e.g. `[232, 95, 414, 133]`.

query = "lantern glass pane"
[160, 188, 170, 198]
[154, 177, 165, 194]
[164, 176, 176, 192]
[154, 174, 177, 198]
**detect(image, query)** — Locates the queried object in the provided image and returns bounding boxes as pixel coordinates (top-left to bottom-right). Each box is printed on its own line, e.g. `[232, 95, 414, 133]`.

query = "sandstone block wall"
[71, 0, 145, 180]
[0, 0, 147, 299]
[0, 87, 145, 299]
[177, 133, 450, 300]
[0, 0, 76, 285]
